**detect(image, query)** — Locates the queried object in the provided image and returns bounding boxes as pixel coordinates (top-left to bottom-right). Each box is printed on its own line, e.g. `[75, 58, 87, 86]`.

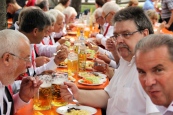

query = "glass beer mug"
[51, 72, 68, 106]
[33, 75, 52, 110]
[67, 52, 78, 74]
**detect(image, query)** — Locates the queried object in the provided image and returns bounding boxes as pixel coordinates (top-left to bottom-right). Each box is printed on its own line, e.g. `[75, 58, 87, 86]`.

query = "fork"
[67, 88, 80, 106]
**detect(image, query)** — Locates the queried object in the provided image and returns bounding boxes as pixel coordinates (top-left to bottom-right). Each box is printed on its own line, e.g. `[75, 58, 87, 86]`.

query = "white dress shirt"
[157, 102, 173, 115]
[104, 57, 161, 115]
[97, 47, 118, 69]
[96, 23, 114, 47]
[28, 44, 57, 76]
[0, 82, 28, 114]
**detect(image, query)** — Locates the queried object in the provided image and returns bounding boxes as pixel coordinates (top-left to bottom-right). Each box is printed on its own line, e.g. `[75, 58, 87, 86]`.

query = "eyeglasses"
[104, 12, 112, 20]
[9, 53, 31, 62]
[112, 30, 140, 40]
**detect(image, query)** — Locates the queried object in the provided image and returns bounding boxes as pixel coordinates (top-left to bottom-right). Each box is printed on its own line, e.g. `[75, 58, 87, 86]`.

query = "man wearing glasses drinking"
[61, 7, 161, 115]
[0, 29, 42, 115]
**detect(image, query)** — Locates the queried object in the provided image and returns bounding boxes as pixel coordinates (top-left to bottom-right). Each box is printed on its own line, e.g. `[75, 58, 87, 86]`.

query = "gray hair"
[48, 9, 65, 21]
[45, 11, 56, 24]
[0, 29, 29, 57]
[135, 34, 173, 61]
[94, 7, 103, 17]
[102, 1, 120, 14]
[62, 6, 77, 19]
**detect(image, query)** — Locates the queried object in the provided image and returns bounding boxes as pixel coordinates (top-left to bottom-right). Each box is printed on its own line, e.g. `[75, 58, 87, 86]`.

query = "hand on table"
[19, 76, 43, 102]
[86, 41, 99, 51]
[60, 82, 79, 103]
[93, 58, 108, 73]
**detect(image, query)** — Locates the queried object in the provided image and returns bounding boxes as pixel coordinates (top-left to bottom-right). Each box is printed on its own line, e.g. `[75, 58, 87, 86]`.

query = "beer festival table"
[14, 100, 102, 115]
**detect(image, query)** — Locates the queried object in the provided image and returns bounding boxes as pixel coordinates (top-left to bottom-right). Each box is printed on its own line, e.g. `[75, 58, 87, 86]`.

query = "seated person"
[0, 29, 42, 114]
[135, 34, 173, 115]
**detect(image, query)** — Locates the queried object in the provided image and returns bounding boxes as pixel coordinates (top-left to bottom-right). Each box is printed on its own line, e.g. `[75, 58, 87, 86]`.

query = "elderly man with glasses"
[0, 29, 42, 115]
[60, 7, 161, 115]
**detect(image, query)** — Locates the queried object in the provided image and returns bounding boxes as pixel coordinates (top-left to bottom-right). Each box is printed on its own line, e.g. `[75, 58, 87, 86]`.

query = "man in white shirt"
[60, 7, 161, 115]
[0, 29, 42, 115]
[135, 34, 173, 115]
[19, 8, 68, 76]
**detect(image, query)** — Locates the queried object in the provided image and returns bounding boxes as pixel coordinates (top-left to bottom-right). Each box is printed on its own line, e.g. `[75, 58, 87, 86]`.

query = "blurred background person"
[54, 0, 71, 12]
[161, 0, 173, 31]
[95, 0, 105, 8]
[35, 0, 49, 11]
[127, 0, 138, 7]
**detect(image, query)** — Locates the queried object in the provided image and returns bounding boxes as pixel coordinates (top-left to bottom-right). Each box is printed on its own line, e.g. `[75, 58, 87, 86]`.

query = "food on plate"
[65, 107, 90, 115]
[86, 61, 94, 70]
[78, 72, 97, 78]
[59, 58, 68, 67]
[86, 49, 95, 59]
[67, 31, 77, 35]
[68, 75, 76, 82]
[64, 41, 71, 47]
[81, 77, 100, 84]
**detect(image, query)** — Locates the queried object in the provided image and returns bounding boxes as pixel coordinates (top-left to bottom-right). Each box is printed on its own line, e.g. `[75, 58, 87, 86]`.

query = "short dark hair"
[19, 9, 49, 33]
[59, 0, 69, 5]
[95, 0, 105, 7]
[6, 0, 16, 4]
[35, 0, 48, 10]
[113, 7, 154, 34]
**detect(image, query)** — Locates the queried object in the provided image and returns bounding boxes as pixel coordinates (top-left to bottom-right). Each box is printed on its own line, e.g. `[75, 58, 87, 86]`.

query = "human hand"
[54, 45, 68, 65]
[60, 82, 79, 103]
[19, 76, 43, 102]
[86, 42, 99, 51]
[35, 56, 50, 67]
[106, 38, 117, 52]
[97, 53, 111, 64]
[58, 37, 69, 44]
[165, 23, 171, 30]
[93, 58, 107, 73]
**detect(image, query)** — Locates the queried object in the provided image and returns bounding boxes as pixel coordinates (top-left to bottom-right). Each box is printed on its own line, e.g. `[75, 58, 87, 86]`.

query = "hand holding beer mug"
[52, 72, 68, 106]
[33, 75, 52, 110]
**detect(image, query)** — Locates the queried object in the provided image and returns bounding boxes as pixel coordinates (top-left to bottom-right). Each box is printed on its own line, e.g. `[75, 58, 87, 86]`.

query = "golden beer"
[51, 72, 68, 106]
[33, 86, 52, 110]
[76, 24, 84, 37]
[78, 47, 86, 72]
[84, 27, 90, 39]
[68, 52, 78, 74]
[51, 83, 68, 106]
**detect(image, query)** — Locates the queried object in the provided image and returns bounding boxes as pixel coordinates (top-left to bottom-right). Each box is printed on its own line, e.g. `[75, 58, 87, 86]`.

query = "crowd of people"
[1, 0, 173, 114]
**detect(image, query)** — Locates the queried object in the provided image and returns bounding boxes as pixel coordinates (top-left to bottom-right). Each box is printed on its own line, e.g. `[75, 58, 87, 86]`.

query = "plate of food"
[56, 104, 97, 115]
[67, 31, 77, 35]
[78, 75, 106, 86]
[86, 49, 95, 60]
[86, 61, 94, 70]
[78, 72, 106, 79]
[58, 58, 68, 68]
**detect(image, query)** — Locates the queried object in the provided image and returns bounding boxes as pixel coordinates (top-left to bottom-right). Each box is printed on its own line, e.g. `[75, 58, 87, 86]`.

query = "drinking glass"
[51, 72, 68, 106]
[33, 75, 52, 110]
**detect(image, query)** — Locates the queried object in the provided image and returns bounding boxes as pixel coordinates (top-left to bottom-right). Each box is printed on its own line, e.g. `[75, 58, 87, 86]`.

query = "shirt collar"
[157, 101, 173, 114]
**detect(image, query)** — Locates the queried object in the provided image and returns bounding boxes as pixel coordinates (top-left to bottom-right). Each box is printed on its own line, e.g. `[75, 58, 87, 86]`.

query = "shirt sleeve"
[13, 93, 30, 113]
[35, 57, 57, 75]
[36, 44, 57, 57]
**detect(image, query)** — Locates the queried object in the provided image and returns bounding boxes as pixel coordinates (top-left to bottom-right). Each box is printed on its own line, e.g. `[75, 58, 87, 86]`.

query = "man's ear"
[2, 53, 11, 66]
[33, 28, 38, 36]
[142, 29, 149, 37]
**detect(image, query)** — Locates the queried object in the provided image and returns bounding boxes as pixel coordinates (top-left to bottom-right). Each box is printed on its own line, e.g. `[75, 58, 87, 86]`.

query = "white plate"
[78, 72, 107, 78]
[56, 104, 97, 114]
[78, 77, 106, 86]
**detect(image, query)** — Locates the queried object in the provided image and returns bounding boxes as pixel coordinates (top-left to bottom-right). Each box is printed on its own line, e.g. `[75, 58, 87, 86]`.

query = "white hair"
[48, 9, 65, 21]
[62, 6, 77, 18]
[102, 1, 120, 14]
[94, 7, 103, 17]
[45, 11, 56, 24]
[0, 29, 29, 57]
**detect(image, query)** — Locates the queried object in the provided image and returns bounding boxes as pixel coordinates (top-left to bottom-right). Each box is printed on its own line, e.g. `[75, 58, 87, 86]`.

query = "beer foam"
[40, 82, 51, 88]
[52, 79, 64, 85]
